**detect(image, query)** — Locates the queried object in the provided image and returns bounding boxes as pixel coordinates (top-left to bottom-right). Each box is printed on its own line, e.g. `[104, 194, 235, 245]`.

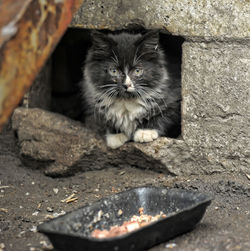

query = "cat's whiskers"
[135, 90, 154, 118]
[150, 89, 168, 111]
[133, 46, 140, 65]
[111, 50, 119, 65]
[140, 86, 168, 110]
[94, 87, 118, 119]
[138, 88, 165, 119]
[105, 89, 117, 112]
[134, 51, 156, 64]
[94, 89, 111, 118]
[98, 84, 117, 89]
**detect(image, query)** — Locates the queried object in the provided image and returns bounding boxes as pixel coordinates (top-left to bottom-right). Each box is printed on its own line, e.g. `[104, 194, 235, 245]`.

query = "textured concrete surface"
[12, 108, 183, 176]
[182, 41, 250, 174]
[10, 108, 198, 176]
[71, 0, 250, 40]
[11, 1, 250, 177]
[12, 107, 248, 177]
[12, 107, 104, 177]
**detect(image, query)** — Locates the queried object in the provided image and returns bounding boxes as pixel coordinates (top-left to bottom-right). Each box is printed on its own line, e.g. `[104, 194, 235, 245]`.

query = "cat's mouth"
[122, 82, 135, 93]
[117, 89, 138, 99]
[126, 86, 135, 93]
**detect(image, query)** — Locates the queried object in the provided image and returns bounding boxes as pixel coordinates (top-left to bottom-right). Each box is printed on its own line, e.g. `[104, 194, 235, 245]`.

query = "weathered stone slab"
[12, 107, 224, 177]
[71, 0, 250, 40]
[182, 41, 250, 173]
[11, 108, 102, 176]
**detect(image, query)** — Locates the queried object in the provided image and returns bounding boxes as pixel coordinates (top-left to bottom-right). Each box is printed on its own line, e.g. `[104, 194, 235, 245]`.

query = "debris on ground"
[61, 193, 78, 203]
[0, 208, 8, 213]
[0, 131, 250, 250]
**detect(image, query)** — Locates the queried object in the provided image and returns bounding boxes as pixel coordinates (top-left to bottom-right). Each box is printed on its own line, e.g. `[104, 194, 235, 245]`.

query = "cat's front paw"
[106, 133, 129, 149]
[133, 129, 159, 143]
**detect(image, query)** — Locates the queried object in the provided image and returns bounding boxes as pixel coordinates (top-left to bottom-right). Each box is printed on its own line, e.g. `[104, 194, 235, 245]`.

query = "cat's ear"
[135, 30, 159, 51]
[91, 31, 115, 52]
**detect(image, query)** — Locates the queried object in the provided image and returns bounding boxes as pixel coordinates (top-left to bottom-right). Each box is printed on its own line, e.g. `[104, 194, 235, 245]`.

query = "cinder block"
[182, 42, 250, 172]
[71, 0, 250, 40]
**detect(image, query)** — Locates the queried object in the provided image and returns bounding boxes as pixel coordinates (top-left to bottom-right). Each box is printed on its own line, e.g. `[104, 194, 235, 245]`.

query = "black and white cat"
[81, 30, 181, 149]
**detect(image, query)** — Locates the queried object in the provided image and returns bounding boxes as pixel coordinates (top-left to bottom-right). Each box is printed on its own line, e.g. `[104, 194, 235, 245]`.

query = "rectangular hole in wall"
[50, 28, 184, 138]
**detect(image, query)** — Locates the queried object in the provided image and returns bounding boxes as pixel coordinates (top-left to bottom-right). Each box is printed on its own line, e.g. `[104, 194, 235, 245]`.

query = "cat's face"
[85, 31, 167, 99]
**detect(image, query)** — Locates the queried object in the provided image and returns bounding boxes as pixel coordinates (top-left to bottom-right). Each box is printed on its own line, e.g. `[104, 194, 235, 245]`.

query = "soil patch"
[0, 130, 249, 251]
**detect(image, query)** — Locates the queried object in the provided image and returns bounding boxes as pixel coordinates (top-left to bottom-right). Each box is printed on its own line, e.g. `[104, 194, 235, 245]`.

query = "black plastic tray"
[38, 187, 212, 251]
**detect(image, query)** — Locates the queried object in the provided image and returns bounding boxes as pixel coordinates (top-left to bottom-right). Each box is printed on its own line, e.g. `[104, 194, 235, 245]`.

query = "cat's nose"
[122, 83, 129, 90]
[123, 75, 133, 89]
[122, 83, 135, 93]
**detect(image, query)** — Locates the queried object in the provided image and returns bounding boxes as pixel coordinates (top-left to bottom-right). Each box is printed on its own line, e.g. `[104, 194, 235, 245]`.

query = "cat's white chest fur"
[106, 98, 146, 138]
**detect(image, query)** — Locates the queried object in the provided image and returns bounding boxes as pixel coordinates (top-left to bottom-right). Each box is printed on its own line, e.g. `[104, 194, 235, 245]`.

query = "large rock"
[71, 0, 250, 40]
[12, 107, 217, 177]
[12, 106, 249, 176]
[12, 108, 104, 176]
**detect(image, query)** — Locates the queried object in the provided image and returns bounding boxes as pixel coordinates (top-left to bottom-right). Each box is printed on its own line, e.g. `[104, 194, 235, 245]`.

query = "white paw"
[106, 133, 129, 149]
[133, 129, 159, 143]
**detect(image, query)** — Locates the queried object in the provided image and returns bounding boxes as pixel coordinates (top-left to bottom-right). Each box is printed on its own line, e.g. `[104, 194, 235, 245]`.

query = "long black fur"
[81, 30, 181, 140]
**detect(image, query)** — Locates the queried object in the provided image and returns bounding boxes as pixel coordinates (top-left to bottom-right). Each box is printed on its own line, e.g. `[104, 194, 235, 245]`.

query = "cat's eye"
[109, 67, 119, 77]
[134, 68, 143, 76]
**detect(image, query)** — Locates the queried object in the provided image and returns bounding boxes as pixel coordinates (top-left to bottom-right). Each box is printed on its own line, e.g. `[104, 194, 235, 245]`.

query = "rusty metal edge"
[0, 0, 33, 48]
[0, 0, 83, 131]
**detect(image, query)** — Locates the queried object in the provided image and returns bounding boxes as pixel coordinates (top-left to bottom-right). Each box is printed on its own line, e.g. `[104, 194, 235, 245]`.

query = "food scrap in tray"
[91, 207, 167, 239]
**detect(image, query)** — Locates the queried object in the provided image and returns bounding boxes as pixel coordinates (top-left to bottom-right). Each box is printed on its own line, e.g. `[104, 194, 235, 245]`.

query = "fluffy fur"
[81, 30, 181, 148]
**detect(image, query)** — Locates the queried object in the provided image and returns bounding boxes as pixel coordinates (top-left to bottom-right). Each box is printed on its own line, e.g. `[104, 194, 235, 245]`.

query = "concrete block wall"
[182, 42, 250, 173]
[71, 0, 250, 173]
[13, 0, 249, 176]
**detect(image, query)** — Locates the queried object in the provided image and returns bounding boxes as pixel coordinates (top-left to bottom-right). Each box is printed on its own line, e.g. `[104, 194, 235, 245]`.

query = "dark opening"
[50, 28, 184, 135]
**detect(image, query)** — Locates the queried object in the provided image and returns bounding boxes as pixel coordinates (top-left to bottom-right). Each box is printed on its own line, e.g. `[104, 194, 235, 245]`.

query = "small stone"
[0, 208, 8, 213]
[17, 231, 25, 238]
[46, 207, 53, 212]
[40, 240, 53, 249]
[53, 188, 59, 194]
[32, 211, 39, 216]
[165, 243, 177, 248]
[52, 210, 66, 218]
[30, 226, 37, 232]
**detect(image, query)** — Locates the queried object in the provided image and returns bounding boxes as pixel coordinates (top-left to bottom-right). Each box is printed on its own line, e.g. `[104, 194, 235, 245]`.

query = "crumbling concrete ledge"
[71, 0, 250, 41]
[12, 107, 245, 177]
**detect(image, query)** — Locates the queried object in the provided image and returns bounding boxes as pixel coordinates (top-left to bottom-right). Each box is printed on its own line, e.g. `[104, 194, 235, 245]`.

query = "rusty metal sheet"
[0, 0, 83, 131]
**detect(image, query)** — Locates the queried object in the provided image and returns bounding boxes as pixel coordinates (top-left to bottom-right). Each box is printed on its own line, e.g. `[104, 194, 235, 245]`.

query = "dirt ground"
[0, 129, 249, 251]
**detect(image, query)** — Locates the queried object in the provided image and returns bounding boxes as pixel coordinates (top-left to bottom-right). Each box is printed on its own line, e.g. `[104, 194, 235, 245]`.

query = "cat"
[81, 30, 181, 149]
